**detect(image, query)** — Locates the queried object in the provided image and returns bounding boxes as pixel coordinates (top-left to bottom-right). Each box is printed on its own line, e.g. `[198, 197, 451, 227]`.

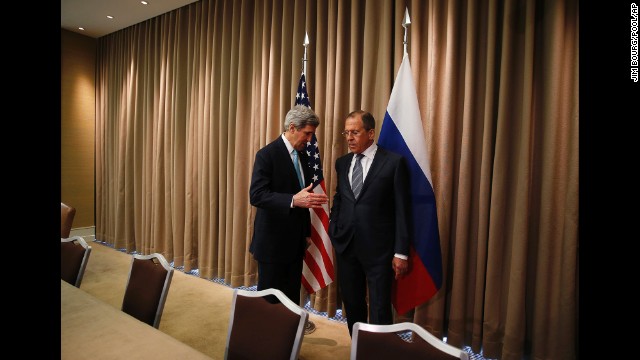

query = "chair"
[224, 288, 309, 360]
[121, 253, 174, 328]
[61, 202, 76, 238]
[60, 236, 92, 287]
[350, 322, 469, 360]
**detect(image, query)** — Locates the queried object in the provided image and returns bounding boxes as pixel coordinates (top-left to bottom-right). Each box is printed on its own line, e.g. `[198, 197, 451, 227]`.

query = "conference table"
[61, 280, 213, 359]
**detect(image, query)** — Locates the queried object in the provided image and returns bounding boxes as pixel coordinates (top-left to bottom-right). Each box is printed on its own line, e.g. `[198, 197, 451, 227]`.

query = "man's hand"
[293, 183, 329, 208]
[392, 257, 409, 280]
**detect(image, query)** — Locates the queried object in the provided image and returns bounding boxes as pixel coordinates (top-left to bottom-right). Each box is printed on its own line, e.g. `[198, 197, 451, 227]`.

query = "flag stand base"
[304, 320, 316, 334]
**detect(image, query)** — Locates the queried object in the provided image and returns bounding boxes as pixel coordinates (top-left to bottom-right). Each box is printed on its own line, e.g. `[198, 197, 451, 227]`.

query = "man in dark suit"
[249, 105, 329, 305]
[329, 110, 411, 336]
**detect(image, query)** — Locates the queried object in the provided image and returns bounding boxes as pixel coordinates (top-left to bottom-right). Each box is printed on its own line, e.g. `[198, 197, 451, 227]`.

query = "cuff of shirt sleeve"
[394, 253, 408, 260]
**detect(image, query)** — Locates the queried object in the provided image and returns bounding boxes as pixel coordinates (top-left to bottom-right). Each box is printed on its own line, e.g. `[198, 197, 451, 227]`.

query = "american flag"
[295, 72, 335, 293]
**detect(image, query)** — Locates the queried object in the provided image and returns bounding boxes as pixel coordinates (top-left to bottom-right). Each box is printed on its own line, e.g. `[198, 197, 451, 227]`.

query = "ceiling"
[61, 0, 200, 38]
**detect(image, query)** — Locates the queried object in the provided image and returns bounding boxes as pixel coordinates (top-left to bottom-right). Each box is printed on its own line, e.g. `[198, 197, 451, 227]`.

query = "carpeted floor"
[75, 237, 492, 360]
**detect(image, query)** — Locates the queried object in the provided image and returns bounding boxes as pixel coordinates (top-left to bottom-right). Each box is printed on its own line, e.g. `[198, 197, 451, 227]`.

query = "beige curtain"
[95, 0, 578, 359]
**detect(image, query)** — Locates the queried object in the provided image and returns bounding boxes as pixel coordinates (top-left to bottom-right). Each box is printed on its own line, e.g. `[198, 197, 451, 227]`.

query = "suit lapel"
[340, 155, 357, 200]
[360, 148, 388, 196]
[299, 150, 311, 186]
[342, 150, 388, 200]
[276, 137, 301, 189]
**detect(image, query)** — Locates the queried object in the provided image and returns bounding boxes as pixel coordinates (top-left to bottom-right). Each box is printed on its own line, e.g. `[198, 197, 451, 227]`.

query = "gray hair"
[283, 105, 320, 131]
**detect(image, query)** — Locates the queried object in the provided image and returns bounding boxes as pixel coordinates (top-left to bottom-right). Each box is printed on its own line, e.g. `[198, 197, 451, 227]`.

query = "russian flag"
[378, 55, 443, 315]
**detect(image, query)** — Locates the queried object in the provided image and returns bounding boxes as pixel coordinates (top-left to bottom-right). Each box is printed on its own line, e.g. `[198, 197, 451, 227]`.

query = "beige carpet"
[77, 240, 352, 359]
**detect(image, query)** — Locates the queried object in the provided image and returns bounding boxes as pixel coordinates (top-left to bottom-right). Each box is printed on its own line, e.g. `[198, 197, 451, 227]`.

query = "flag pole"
[303, 31, 309, 77]
[301, 29, 318, 335]
[402, 8, 411, 56]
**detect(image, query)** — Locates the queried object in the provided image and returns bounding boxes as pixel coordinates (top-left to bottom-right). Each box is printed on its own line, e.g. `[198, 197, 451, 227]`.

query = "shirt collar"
[281, 133, 295, 154]
[356, 143, 378, 160]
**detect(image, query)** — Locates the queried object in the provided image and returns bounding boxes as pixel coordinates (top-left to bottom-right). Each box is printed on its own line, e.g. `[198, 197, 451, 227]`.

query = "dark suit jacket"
[329, 146, 411, 264]
[249, 136, 313, 263]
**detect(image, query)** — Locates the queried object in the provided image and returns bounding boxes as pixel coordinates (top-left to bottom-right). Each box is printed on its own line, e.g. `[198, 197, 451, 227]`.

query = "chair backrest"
[61, 202, 76, 238]
[224, 288, 309, 360]
[121, 253, 174, 328]
[350, 322, 469, 360]
[60, 236, 92, 287]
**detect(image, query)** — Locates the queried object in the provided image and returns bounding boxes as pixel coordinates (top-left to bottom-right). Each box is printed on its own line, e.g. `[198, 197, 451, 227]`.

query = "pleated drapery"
[94, 1, 579, 359]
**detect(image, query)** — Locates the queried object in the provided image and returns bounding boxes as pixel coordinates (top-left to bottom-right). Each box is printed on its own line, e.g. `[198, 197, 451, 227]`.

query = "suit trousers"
[256, 258, 304, 305]
[336, 240, 394, 336]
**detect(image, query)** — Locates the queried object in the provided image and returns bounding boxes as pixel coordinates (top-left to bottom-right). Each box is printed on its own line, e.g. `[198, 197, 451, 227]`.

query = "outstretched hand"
[293, 183, 329, 208]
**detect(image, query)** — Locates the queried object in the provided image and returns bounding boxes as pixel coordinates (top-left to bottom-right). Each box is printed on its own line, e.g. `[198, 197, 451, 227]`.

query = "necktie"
[351, 153, 364, 198]
[292, 150, 304, 188]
